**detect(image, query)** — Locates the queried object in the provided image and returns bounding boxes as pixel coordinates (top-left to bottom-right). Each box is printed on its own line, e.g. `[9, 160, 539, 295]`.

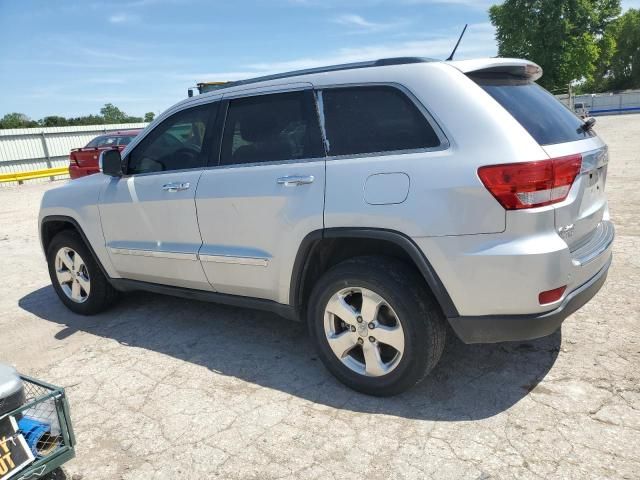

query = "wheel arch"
[40, 215, 112, 281]
[290, 228, 458, 319]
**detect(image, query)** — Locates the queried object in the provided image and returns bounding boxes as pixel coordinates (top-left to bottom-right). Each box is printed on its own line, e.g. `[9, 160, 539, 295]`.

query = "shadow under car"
[19, 285, 561, 420]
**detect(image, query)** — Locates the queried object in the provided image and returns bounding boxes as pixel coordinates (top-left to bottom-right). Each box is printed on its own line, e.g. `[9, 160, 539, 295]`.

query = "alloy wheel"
[323, 287, 405, 377]
[54, 247, 91, 303]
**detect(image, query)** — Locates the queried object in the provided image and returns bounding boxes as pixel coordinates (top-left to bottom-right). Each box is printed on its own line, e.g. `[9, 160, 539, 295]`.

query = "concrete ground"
[1, 115, 639, 479]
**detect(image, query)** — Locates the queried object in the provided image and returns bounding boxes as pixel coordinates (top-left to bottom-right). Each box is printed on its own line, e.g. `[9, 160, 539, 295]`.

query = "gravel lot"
[1, 115, 639, 479]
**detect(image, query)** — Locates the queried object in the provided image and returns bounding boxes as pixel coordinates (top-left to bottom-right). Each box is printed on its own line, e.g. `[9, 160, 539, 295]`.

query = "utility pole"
[568, 83, 574, 111]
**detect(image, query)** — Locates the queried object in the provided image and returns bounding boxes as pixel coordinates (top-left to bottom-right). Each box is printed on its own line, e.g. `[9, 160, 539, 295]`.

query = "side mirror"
[100, 149, 123, 176]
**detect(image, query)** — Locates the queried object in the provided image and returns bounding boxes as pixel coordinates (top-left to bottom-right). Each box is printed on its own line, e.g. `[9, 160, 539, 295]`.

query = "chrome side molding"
[198, 254, 269, 267]
[109, 248, 270, 266]
[109, 248, 198, 261]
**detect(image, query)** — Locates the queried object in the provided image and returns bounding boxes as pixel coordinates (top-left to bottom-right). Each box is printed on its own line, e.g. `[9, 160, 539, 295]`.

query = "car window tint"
[472, 77, 591, 145]
[85, 137, 101, 148]
[96, 136, 119, 148]
[117, 136, 135, 146]
[220, 91, 324, 166]
[128, 105, 211, 174]
[321, 86, 440, 156]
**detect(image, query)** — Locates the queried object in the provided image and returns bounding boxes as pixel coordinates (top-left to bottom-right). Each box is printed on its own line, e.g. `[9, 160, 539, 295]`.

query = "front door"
[99, 102, 218, 290]
[195, 88, 326, 303]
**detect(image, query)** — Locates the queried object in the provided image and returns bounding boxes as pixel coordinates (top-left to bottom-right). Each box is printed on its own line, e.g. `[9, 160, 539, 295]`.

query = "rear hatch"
[465, 61, 607, 250]
[70, 147, 101, 167]
[542, 139, 608, 250]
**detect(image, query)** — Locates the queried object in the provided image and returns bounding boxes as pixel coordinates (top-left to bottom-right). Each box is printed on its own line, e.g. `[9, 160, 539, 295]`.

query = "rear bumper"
[448, 254, 611, 344]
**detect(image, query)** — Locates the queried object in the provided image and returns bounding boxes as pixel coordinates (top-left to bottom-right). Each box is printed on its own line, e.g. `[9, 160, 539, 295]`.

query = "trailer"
[0, 365, 75, 480]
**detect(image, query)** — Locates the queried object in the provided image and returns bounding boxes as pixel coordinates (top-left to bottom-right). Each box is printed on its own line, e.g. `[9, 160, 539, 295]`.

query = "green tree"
[99, 103, 143, 124]
[100, 103, 127, 123]
[608, 8, 640, 89]
[144, 111, 155, 122]
[67, 114, 105, 126]
[39, 116, 69, 127]
[0, 112, 38, 129]
[489, 0, 621, 92]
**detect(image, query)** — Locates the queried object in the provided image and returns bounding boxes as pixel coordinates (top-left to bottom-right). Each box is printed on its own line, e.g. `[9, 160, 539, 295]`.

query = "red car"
[69, 130, 141, 179]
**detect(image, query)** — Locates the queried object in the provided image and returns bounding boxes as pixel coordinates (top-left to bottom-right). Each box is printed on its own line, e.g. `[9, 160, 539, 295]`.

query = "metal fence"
[0, 123, 147, 186]
[557, 90, 640, 116]
[574, 91, 640, 116]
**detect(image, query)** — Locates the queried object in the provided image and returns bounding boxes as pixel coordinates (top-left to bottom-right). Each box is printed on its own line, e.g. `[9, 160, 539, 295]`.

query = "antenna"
[446, 24, 468, 61]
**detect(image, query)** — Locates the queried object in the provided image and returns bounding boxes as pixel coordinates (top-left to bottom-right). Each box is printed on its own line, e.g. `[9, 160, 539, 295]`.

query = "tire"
[308, 256, 446, 396]
[47, 230, 118, 315]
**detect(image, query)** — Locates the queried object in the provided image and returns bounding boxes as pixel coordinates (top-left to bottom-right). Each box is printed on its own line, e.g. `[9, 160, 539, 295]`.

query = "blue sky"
[1, 0, 638, 119]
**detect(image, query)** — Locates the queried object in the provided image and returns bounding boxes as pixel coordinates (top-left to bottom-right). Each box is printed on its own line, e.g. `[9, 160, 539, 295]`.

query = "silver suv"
[39, 57, 614, 395]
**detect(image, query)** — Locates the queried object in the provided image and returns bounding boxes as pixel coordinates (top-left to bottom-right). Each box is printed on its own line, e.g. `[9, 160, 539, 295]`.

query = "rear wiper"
[579, 117, 596, 132]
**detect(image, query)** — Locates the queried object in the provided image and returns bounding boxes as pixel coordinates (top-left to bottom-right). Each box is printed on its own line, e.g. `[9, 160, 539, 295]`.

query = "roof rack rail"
[198, 57, 436, 94]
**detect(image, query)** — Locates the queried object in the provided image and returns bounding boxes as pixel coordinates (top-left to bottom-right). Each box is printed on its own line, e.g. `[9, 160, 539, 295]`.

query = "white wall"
[0, 123, 148, 186]
[574, 91, 640, 116]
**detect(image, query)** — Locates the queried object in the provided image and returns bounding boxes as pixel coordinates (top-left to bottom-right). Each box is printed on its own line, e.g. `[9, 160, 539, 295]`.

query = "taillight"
[69, 152, 79, 166]
[478, 154, 582, 210]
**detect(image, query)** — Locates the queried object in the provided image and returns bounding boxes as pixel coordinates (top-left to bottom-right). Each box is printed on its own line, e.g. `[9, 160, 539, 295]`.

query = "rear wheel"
[308, 256, 446, 396]
[47, 230, 118, 315]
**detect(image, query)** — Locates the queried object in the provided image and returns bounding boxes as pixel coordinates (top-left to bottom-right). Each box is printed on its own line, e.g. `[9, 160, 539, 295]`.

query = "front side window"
[219, 91, 324, 166]
[320, 86, 441, 157]
[128, 105, 212, 174]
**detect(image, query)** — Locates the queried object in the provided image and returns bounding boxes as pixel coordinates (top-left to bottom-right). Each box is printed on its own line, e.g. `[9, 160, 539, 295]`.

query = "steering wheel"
[173, 146, 200, 166]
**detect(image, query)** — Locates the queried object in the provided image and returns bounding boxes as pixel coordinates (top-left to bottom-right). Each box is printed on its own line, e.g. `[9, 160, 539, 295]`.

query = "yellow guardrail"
[0, 166, 69, 183]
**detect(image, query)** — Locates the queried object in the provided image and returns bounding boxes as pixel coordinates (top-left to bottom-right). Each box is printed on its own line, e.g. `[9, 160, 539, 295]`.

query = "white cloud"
[333, 13, 408, 33]
[289, 0, 497, 8]
[174, 71, 269, 83]
[94, 0, 186, 8]
[405, 0, 497, 7]
[85, 77, 128, 84]
[178, 22, 497, 83]
[78, 47, 136, 62]
[109, 13, 136, 23]
[334, 14, 380, 29]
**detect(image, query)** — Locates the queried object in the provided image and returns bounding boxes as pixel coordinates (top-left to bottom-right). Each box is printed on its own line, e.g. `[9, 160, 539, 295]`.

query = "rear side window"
[473, 77, 591, 145]
[320, 86, 441, 157]
[220, 90, 324, 166]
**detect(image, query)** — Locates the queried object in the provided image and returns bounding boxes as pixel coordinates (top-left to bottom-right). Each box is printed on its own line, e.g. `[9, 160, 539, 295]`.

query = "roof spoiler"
[448, 58, 543, 81]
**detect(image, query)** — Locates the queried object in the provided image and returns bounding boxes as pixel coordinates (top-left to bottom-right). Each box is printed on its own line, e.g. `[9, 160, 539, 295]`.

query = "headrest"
[239, 113, 281, 143]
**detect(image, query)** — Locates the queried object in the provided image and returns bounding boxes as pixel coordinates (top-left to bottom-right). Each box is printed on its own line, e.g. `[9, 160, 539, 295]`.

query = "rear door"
[195, 86, 326, 302]
[474, 77, 608, 249]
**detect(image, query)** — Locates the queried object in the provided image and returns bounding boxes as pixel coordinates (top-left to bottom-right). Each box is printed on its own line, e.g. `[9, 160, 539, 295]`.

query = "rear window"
[85, 136, 102, 148]
[473, 77, 592, 145]
[96, 136, 119, 148]
[321, 86, 441, 157]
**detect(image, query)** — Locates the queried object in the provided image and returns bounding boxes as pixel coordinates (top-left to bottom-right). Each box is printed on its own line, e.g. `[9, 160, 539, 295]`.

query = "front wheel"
[47, 230, 118, 315]
[308, 256, 446, 396]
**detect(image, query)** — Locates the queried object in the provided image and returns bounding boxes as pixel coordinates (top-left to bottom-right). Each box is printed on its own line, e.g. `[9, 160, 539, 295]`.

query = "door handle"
[162, 182, 190, 192]
[276, 175, 314, 187]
